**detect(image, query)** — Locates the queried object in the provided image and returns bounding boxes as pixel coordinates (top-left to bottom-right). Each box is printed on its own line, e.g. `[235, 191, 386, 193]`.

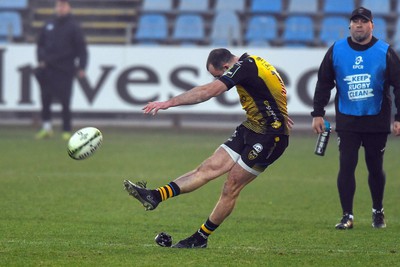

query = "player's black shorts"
[221, 124, 289, 175]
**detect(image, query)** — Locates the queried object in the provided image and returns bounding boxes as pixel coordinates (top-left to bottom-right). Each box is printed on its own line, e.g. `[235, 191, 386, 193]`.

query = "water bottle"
[314, 120, 331, 156]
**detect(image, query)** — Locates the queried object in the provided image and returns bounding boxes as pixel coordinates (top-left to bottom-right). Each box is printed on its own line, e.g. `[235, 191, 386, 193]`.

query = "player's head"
[349, 7, 373, 44]
[55, 0, 71, 17]
[206, 48, 235, 78]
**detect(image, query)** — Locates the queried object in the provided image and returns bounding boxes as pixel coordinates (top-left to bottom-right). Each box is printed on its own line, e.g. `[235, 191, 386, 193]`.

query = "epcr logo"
[253, 143, 263, 153]
[355, 56, 363, 65]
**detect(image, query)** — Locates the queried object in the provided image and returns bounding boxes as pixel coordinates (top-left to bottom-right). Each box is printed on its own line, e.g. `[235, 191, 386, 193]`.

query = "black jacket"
[311, 37, 400, 133]
[37, 14, 88, 74]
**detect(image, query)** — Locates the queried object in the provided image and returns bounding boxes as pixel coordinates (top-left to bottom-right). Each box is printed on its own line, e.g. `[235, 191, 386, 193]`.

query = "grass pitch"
[0, 125, 399, 266]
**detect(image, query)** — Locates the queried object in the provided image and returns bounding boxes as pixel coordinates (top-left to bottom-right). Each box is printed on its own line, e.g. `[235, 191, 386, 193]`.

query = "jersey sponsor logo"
[253, 143, 263, 153]
[343, 74, 374, 101]
[271, 120, 282, 129]
[353, 56, 364, 69]
[248, 150, 258, 160]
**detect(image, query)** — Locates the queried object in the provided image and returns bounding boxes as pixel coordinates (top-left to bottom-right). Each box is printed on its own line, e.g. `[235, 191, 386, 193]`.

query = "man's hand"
[142, 101, 170, 115]
[312, 116, 326, 134]
[393, 121, 400, 136]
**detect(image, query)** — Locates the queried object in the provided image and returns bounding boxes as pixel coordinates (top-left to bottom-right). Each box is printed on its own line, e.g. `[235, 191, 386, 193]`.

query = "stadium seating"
[214, 0, 245, 11]
[372, 17, 388, 41]
[287, 0, 318, 14]
[0, 0, 27, 10]
[135, 14, 168, 43]
[210, 10, 241, 46]
[360, 0, 390, 16]
[172, 14, 205, 44]
[393, 19, 400, 51]
[0, 11, 22, 41]
[323, 0, 354, 14]
[249, 0, 283, 14]
[142, 0, 173, 12]
[178, 0, 209, 12]
[319, 16, 349, 46]
[283, 15, 314, 45]
[245, 15, 277, 46]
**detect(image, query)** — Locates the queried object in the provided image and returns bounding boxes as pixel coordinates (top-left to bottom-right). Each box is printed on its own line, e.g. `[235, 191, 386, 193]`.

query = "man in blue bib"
[311, 7, 400, 229]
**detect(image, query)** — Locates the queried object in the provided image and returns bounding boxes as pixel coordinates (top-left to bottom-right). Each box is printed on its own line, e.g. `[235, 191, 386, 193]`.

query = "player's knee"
[221, 179, 242, 199]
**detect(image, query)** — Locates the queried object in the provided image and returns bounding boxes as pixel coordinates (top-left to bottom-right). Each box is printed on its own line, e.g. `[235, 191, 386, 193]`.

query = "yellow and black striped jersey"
[219, 53, 289, 135]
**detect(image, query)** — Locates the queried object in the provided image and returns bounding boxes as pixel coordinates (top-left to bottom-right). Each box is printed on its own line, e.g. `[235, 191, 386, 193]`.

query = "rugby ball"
[67, 127, 103, 160]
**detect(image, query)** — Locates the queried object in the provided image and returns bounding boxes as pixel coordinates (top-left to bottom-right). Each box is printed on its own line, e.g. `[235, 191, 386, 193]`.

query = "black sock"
[153, 182, 181, 202]
[194, 218, 219, 240]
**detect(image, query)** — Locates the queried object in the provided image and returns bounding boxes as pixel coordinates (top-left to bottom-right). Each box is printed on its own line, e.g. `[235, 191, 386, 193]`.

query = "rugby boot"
[123, 180, 159, 211]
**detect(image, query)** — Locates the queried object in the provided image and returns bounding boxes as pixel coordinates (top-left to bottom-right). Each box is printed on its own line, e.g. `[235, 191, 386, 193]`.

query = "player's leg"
[171, 134, 288, 248]
[124, 126, 245, 210]
[35, 71, 54, 139]
[124, 146, 235, 210]
[335, 132, 361, 229]
[170, 163, 256, 248]
[363, 133, 388, 228]
[58, 73, 74, 140]
[209, 164, 257, 224]
[174, 146, 236, 193]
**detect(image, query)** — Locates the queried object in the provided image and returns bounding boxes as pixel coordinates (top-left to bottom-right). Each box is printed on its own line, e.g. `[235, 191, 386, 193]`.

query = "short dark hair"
[206, 48, 234, 71]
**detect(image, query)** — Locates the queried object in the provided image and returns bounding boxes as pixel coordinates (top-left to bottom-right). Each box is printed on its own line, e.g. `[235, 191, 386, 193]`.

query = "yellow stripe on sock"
[159, 187, 167, 201]
[201, 224, 213, 235]
[166, 185, 173, 198]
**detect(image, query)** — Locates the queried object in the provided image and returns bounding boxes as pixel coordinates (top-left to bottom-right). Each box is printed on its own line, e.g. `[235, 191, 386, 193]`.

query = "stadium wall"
[0, 44, 335, 128]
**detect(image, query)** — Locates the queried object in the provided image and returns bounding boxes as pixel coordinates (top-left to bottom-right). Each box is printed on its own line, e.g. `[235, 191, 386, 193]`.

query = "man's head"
[206, 48, 235, 78]
[349, 7, 374, 44]
[350, 7, 373, 22]
[55, 0, 71, 17]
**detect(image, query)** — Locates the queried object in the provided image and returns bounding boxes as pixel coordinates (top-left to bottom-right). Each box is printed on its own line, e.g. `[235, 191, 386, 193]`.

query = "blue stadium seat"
[360, 0, 390, 16]
[283, 15, 314, 44]
[172, 14, 205, 43]
[246, 39, 271, 47]
[214, 0, 244, 11]
[323, 0, 354, 14]
[372, 17, 387, 41]
[393, 19, 400, 51]
[142, 0, 173, 12]
[245, 15, 277, 45]
[0, 0, 27, 10]
[210, 10, 241, 46]
[319, 16, 349, 46]
[249, 0, 283, 14]
[135, 14, 168, 43]
[287, 0, 318, 14]
[178, 0, 208, 12]
[0, 11, 22, 40]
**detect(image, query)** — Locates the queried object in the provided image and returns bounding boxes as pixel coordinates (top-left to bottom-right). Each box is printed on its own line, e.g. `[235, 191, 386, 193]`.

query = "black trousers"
[39, 68, 74, 132]
[337, 131, 388, 214]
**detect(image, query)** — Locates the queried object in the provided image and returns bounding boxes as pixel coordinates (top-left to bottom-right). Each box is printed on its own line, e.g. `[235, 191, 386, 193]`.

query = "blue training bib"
[332, 39, 388, 116]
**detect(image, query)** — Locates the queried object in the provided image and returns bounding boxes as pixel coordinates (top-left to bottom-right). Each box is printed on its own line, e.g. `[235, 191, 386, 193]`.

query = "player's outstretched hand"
[143, 101, 169, 115]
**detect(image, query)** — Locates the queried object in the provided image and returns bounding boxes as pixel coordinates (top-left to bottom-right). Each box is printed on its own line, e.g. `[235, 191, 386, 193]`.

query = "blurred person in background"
[35, 0, 88, 140]
[311, 7, 400, 230]
[124, 48, 292, 248]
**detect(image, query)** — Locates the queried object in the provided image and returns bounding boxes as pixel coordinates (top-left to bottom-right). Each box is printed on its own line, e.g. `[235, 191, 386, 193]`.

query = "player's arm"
[311, 46, 335, 118]
[143, 80, 227, 115]
[387, 47, 400, 136]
